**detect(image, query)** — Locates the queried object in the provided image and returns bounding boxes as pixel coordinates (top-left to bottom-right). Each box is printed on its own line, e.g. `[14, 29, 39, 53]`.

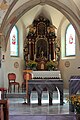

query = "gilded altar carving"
[24, 16, 60, 70]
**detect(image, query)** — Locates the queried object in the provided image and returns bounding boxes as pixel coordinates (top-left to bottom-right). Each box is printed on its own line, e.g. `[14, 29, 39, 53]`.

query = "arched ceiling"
[20, 4, 64, 29]
[73, 0, 80, 10]
[0, 0, 80, 51]
[0, 0, 13, 24]
[0, 0, 79, 26]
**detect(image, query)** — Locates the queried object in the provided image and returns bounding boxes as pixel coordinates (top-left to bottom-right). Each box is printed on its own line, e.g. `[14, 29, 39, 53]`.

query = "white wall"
[59, 19, 80, 89]
[0, 20, 25, 89]
[0, 69, 4, 87]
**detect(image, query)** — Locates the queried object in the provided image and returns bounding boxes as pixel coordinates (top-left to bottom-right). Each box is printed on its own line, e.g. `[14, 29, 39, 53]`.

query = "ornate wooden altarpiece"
[23, 16, 60, 70]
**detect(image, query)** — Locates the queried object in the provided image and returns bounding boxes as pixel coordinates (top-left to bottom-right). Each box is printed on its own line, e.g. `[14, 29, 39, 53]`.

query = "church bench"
[0, 100, 9, 120]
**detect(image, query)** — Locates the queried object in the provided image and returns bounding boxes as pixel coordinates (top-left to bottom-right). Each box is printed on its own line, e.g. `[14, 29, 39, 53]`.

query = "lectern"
[23, 70, 32, 102]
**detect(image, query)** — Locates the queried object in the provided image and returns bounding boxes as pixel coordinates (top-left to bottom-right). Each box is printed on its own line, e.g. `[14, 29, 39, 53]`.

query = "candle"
[28, 54, 30, 60]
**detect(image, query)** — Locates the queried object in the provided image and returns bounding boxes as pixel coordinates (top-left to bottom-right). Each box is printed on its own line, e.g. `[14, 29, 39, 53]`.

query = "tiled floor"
[7, 89, 71, 116]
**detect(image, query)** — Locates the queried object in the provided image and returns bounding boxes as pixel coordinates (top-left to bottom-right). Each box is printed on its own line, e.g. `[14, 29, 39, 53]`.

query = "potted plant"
[27, 60, 37, 70]
[67, 94, 80, 114]
[46, 60, 58, 71]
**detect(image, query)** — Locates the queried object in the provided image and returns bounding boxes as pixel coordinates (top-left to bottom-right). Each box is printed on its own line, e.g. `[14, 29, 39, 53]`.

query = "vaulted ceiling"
[0, 0, 79, 26]
[0, 0, 80, 50]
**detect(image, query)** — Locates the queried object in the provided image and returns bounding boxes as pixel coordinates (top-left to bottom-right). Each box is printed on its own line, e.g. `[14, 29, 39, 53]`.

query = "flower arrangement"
[67, 94, 80, 114]
[27, 60, 37, 69]
[46, 60, 58, 70]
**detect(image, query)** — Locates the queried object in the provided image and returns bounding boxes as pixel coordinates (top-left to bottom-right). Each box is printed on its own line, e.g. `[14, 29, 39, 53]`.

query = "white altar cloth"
[32, 71, 61, 79]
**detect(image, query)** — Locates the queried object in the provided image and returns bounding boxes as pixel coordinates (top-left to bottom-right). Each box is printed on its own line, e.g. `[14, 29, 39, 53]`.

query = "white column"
[34, 54, 36, 60]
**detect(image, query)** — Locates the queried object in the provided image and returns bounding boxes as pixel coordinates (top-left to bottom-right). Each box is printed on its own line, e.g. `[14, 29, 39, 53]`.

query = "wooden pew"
[0, 100, 9, 120]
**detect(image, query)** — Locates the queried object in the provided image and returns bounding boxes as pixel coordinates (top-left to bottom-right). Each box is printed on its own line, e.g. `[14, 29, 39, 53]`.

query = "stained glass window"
[10, 26, 19, 56]
[65, 24, 75, 56]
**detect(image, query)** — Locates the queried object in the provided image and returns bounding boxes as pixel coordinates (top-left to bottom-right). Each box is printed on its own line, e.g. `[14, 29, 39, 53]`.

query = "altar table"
[27, 79, 63, 105]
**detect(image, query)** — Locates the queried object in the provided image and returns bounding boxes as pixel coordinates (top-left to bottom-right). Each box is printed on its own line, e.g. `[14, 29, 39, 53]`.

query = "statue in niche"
[36, 39, 47, 58]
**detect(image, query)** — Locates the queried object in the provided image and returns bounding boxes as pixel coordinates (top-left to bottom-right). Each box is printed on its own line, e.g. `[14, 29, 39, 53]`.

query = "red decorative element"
[12, 34, 16, 45]
[0, 88, 7, 91]
[69, 34, 73, 44]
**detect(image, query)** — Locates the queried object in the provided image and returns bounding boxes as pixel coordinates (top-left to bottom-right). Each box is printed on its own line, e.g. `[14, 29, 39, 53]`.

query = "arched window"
[65, 24, 75, 56]
[10, 26, 19, 56]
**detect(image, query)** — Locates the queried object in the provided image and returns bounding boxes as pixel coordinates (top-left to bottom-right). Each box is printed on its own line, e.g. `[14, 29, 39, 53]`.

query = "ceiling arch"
[0, 0, 79, 51]
[1, 0, 18, 29]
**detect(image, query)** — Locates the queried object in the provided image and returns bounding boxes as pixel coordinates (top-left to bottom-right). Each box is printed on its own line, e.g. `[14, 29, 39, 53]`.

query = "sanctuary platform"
[6, 89, 79, 120]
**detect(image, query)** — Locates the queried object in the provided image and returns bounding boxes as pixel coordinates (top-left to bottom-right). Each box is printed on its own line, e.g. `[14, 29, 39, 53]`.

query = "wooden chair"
[22, 72, 32, 92]
[8, 73, 20, 93]
[0, 88, 7, 99]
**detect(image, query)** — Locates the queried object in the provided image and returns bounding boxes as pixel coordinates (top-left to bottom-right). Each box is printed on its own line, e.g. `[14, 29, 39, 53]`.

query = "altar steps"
[6, 92, 26, 98]
[9, 115, 76, 120]
[8, 89, 70, 118]
[6, 91, 59, 99]
[6, 89, 69, 105]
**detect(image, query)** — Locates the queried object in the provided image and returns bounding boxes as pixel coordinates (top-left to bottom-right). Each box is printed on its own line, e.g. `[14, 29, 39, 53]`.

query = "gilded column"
[28, 40, 31, 60]
[49, 40, 51, 60]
